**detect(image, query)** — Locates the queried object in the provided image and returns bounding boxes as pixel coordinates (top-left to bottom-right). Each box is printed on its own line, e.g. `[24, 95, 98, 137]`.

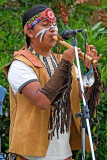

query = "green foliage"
[0, 0, 107, 159]
[95, 93, 107, 160]
[60, 19, 107, 66]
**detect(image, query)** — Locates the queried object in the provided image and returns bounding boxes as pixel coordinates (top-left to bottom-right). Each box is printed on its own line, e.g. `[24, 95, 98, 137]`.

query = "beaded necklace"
[29, 46, 58, 77]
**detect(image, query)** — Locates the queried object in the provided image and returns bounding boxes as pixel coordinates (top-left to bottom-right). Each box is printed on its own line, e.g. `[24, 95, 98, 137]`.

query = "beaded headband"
[26, 8, 56, 29]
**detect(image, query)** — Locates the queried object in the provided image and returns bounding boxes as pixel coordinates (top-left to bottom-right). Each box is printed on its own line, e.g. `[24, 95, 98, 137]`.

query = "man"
[4, 4, 101, 160]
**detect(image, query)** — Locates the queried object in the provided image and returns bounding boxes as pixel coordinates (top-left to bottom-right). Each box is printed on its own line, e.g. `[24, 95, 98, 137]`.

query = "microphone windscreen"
[61, 30, 70, 40]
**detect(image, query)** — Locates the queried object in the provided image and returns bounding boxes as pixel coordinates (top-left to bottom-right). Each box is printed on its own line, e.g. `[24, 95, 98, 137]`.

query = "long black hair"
[23, 4, 48, 48]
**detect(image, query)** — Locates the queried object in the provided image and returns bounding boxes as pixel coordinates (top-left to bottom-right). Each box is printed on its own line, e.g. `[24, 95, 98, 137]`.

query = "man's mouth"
[51, 33, 58, 39]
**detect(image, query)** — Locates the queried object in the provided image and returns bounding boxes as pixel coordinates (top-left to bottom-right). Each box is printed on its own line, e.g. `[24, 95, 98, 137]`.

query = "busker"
[4, 4, 102, 160]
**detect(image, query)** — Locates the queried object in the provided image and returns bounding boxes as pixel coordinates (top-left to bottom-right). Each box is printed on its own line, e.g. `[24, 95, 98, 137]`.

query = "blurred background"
[0, 0, 107, 159]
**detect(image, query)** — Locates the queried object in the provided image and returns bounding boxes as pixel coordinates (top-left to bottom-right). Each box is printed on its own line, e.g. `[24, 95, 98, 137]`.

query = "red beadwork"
[45, 8, 56, 23]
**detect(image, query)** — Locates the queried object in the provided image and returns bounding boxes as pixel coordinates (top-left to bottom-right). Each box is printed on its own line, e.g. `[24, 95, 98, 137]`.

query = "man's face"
[30, 19, 58, 49]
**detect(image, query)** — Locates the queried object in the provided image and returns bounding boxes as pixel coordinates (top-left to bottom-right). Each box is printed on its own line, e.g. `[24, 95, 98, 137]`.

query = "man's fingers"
[86, 51, 94, 57]
[89, 45, 96, 50]
[78, 48, 81, 52]
[91, 49, 97, 57]
[95, 54, 102, 61]
[86, 43, 90, 52]
[86, 43, 96, 53]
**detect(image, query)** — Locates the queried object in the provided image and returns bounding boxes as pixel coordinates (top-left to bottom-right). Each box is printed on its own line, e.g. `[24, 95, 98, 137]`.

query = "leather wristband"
[40, 58, 72, 103]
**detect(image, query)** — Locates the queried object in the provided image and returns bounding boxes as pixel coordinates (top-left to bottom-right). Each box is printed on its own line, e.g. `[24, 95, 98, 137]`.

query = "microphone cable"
[81, 29, 87, 77]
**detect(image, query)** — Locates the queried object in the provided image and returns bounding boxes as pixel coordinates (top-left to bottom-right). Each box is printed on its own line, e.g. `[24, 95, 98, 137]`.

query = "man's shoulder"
[14, 48, 42, 68]
[9, 60, 29, 70]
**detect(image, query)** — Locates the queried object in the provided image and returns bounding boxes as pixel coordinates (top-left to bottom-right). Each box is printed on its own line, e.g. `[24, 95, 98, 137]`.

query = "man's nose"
[49, 26, 58, 34]
[49, 26, 56, 32]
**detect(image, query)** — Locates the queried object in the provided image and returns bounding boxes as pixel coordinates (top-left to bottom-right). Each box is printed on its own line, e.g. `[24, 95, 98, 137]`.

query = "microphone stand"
[72, 35, 96, 160]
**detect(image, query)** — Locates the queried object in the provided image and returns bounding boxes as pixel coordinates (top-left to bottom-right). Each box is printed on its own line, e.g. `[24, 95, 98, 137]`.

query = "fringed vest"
[4, 48, 93, 157]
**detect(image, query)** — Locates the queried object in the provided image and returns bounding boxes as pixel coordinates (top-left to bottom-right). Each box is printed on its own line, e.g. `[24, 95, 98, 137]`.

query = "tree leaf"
[0, 0, 4, 5]
[92, 22, 102, 31]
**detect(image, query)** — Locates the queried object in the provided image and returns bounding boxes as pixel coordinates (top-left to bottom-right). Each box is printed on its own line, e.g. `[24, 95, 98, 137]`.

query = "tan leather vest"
[4, 49, 92, 157]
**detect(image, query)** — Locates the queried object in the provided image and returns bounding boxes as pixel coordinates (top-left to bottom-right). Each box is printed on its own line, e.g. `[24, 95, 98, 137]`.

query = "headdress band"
[26, 8, 56, 29]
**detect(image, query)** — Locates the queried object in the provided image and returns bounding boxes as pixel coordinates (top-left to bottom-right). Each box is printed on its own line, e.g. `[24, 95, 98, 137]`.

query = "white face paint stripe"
[54, 25, 58, 32]
[36, 27, 50, 42]
[35, 23, 58, 42]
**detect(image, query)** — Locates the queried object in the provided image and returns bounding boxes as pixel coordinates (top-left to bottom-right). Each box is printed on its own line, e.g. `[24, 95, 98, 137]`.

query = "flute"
[52, 35, 97, 65]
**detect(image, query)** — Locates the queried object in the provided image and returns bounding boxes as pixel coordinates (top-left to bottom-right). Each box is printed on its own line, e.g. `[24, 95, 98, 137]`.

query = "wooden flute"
[52, 35, 97, 65]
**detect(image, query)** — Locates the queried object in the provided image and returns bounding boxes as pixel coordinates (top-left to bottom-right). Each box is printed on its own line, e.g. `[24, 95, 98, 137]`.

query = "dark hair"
[23, 4, 48, 47]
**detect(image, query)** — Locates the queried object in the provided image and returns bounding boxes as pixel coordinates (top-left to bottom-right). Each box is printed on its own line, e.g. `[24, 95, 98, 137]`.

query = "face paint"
[35, 23, 58, 42]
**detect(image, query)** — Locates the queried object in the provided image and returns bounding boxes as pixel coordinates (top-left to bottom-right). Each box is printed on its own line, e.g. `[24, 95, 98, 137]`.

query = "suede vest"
[4, 49, 92, 157]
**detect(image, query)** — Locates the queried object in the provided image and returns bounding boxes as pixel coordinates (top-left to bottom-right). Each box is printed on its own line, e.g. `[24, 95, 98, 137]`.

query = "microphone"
[61, 29, 82, 40]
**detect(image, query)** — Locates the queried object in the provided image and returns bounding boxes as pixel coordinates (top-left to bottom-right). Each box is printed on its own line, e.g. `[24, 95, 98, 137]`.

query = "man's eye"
[43, 23, 48, 26]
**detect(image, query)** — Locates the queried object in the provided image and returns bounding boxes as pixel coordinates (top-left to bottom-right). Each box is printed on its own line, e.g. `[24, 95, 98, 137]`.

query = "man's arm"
[21, 81, 51, 110]
[22, 47, 75, 110]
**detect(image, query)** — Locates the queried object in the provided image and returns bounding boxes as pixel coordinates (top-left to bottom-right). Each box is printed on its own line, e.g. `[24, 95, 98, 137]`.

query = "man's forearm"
[40, 58, 72, 103]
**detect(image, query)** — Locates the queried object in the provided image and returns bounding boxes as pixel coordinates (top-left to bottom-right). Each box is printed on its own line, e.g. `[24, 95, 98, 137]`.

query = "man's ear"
[26, 29, 34, 38]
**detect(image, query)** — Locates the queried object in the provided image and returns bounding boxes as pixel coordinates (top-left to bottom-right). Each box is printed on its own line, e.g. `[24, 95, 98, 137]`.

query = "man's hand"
[79, 43, 102, 68]
[62, 47, 75, 64]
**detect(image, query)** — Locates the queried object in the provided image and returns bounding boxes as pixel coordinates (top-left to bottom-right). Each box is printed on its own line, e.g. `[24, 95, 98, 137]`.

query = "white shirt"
[8, 60, 39, 95]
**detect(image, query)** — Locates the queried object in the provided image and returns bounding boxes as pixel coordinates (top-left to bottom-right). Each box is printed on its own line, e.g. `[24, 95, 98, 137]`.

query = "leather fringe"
[48, 64, 72, 139]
